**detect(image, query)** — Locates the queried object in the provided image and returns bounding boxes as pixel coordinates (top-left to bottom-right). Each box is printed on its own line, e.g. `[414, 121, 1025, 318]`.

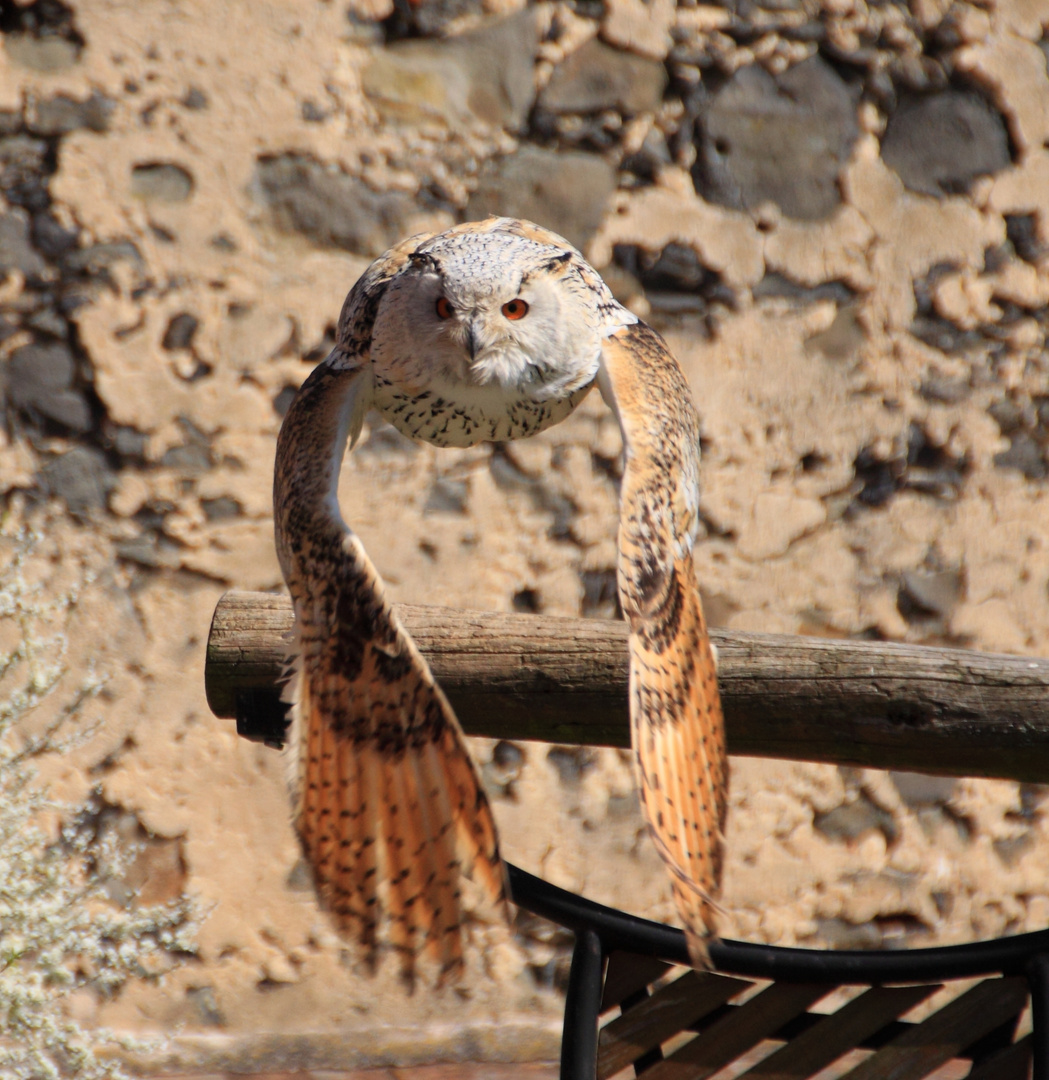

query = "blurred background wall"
[1, 0, 1048, 1071]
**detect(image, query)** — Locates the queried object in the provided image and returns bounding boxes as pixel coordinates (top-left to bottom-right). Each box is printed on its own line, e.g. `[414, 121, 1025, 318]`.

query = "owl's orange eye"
[435, 297, 455, 320]
[501, 298, 529, 320]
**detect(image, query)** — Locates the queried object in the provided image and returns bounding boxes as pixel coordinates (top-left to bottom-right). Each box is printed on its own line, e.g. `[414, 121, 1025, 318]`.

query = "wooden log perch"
[206, 590, 1049, 784]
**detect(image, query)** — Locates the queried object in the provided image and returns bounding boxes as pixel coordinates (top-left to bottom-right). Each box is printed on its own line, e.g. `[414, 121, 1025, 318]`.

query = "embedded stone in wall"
[254, 155, 417, 256]
[3, 33, 80, 72]
[0, 207, 47, 277]
[363, 8, 537, 130]
[466, 145, 615, 251]
[6, 340, 92, 433]
[130, 162, 194, 203]
[538, 37, 667, 116]
[880, 91, 1012, 196]
[26, 92, 114, 135]
[0, 134, 50, 211]
[38, 446, 113, 515]
[382, 0, 483, 39]
[693, 57, 859, 221]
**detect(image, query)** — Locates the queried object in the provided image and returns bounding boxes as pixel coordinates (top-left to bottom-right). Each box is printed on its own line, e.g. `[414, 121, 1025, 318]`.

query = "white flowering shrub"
[0, 526, 197, 1079]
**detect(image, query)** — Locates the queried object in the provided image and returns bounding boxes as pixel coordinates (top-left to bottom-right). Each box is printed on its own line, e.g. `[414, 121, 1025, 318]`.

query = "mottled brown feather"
[273, 241, 508, 986]
[601, 321, 728, 967]
[274, 218, 726, 983]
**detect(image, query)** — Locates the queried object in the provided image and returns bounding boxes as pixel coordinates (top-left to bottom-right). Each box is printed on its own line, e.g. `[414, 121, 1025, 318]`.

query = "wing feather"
[599, 320, 728, 967]
[274, 238, 507, 986]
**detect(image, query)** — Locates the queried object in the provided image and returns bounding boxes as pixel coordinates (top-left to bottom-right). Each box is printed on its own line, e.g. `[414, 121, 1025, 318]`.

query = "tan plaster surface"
[2, 0, 1049, 1070]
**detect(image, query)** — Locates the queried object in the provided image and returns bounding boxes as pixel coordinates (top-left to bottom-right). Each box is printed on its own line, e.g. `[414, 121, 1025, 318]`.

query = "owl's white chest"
[372, 370, 592, 448]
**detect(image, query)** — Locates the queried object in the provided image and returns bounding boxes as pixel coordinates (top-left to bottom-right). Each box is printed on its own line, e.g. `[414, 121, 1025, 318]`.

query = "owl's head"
[368, 219, 625, 403]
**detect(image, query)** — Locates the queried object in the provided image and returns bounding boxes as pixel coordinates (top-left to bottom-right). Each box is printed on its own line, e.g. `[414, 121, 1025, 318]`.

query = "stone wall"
[1, 0, 1048, 1070]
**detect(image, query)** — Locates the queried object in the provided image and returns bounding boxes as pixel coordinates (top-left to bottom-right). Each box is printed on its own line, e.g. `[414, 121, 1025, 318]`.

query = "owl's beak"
[466, 318, 483, 362]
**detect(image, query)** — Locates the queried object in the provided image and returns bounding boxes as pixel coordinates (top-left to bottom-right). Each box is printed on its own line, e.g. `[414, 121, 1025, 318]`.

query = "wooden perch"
[206, 590, 1049, 784]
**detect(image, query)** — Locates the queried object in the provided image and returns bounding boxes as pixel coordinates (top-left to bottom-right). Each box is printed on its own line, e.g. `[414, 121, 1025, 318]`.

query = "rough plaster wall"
[1, 0, 1049, 1068]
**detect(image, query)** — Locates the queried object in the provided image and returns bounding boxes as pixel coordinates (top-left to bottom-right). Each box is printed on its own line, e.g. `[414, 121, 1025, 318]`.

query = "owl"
[273, 217, 727, 984]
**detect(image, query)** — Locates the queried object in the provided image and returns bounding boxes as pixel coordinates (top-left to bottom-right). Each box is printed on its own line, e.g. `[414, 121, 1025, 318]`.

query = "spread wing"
[599, 320, 728, 968]
[273, 235, 507, 987]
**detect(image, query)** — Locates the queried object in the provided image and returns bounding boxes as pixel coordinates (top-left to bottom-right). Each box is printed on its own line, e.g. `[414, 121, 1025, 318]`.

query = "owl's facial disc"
[420, 274, 544, 390]
[434, 292, 526, 364]
[370, 228, 605, 408]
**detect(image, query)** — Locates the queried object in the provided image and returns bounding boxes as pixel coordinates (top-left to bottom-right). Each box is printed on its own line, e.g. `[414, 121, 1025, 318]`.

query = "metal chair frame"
[232, 689, 1046, 1080]
[507, 862, 1048, 1079]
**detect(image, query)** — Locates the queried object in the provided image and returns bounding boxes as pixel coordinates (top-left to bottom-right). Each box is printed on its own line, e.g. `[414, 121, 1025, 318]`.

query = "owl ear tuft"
[543, 251, 574, 275]
[409, 250, 440, 274]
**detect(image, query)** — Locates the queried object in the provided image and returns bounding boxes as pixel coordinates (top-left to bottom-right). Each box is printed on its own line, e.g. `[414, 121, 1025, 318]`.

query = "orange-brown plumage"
[273, 236, 508, 986]
[601, 321, 728, 967]
[273, 218, 727, 983]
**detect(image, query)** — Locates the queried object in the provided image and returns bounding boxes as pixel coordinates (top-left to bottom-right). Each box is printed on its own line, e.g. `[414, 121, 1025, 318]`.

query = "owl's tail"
[629, 554, 728, 969]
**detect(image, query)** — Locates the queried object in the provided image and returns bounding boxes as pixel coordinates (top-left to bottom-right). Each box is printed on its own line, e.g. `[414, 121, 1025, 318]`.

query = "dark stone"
[38, 446, 112, 515]
[6, 340, 91, 432]
[546, 745, 597, 784]
[898, 568, 962, 619]
[423, 476, 469, 515]
[622, 242, 709, 291]
[814, 793, 897, 843]
[0, 208, 47, 277]
[994, 431, 1046, 479]
[185, 985, 224, 1027]
[618, 243, 735, 305]
[108, 424, 149, 460]
[0, 1, 83, 45]
[753, 273, 856, 305]
[0, 135, 51, 211]
[816, 917, 883, 950]
[466, 145, 615, 251]
[182, 86, 208, 110]
[919, 375, 970, 404]
[1006, 214, 1048, 264]
[994, 834, 1033, 867]
[160, 442, 212, 472]
[483, 738, 525, 799]
[26, 307, 67, 338]
[300, 100, 327, 123]
[31, 210, 78, 259]
[383, 0, 484, 37]
[272, 386, 297, 418]
[694, 57, 859, 221]
[64, 240, 143, 276]
[621, 126, 672, 180]
[28, 92, 114, 135]
[130, 162, 194, 202]
[356, 422, 419, 458]
[890, 770, 956, 807]
[512, 588, 541, 613]
[254, 154, 417, 257]
[988, 397, 1025, 434]
[852, 446, 900, 506]
[161, 312, 199, 351]
[581, 568, 620, 620]
[201, 497, 242, 521]
[365, 9, 537, 131]
[492, 740, 523, 771]
[881, 91, 1011, 196]
[539, 37, 667, 115]
[903, 422, 967, 497]
[3, 33, 80, 72]
[159, 418, 213, 472]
